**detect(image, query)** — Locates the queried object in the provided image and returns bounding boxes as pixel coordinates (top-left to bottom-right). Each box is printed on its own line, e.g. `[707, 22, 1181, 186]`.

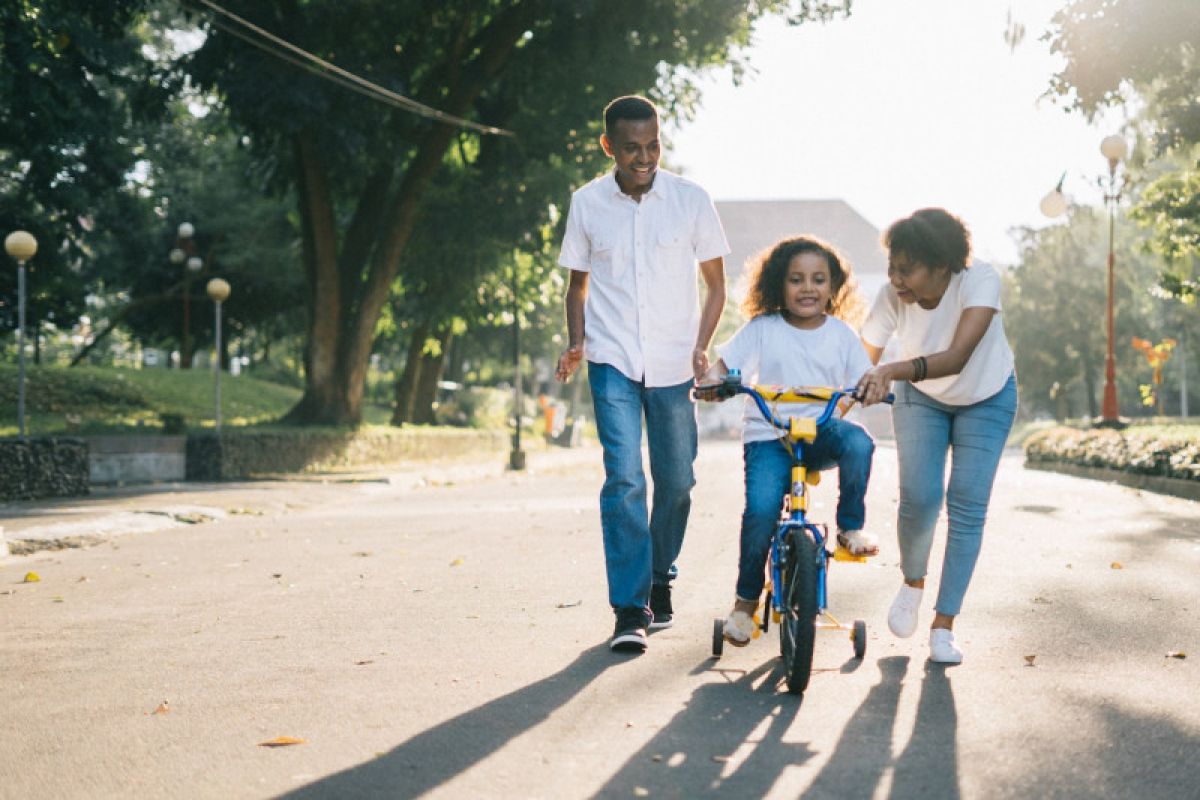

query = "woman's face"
[888, 252, 950, 306]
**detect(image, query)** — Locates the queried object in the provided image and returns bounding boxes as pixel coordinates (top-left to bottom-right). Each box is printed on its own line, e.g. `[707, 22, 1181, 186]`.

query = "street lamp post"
[509, 256, 525, 471]
[206, 278, 231, 432]
[1099, 134, 1128, 427]
[172, 222, 203, 368]
[5, 231, 37, 439]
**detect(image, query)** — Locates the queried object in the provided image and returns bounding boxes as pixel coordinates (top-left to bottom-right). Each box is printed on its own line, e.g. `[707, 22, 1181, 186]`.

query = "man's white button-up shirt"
[557, 169, 730, 387]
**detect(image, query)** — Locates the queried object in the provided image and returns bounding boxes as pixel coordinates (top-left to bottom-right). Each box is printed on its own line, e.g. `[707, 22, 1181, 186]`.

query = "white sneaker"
[723, 610, 756, 647]
[929, 628, 963, 664]
[888, 584, 923, 638]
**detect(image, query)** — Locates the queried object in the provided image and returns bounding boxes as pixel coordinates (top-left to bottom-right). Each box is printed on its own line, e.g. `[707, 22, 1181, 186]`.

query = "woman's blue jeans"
[587, 362, 697, 614]
[736, 418, 875, 601]
[892, 374, 1017, 616]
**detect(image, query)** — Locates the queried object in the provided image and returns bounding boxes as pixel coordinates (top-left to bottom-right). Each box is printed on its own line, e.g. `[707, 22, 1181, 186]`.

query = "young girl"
[702, 235, 877, 647]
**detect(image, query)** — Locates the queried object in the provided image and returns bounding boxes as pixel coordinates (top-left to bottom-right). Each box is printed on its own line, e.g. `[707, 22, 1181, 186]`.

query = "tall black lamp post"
[5, 230, 37, 439]
[509, 257, 525, 470]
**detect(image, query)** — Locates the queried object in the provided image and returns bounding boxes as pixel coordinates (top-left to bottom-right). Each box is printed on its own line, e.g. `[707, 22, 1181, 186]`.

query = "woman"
[856, 208, 1017, 664]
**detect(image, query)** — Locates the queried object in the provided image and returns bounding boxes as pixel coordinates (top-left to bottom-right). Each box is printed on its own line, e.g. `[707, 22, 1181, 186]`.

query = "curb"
[1025, 460, 1200, 502]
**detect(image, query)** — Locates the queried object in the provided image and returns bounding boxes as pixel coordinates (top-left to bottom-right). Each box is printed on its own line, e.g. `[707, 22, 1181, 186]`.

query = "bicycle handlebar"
[693, 370, 894, 433]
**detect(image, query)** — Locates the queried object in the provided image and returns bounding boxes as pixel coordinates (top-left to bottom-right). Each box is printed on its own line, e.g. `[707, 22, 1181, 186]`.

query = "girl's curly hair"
[740, 235, 865, 326]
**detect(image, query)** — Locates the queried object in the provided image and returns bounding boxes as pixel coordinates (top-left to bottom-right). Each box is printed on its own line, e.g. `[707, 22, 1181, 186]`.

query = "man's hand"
[555, 345, 585, 382]
[692, 348, 710, 383]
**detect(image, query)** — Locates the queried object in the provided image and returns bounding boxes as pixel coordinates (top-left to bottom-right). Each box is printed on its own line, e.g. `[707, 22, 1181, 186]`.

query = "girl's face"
[782, 251, 834, 329]
[888, 252, 950, 307]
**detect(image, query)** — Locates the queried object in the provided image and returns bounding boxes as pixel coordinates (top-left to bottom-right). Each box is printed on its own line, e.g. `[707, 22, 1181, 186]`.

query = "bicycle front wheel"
[779, 526, 819, 694]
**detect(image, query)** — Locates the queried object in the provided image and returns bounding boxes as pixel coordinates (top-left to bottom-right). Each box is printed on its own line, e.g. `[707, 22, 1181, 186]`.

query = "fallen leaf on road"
[152, 700, 170, 715]
[271, 573, 283, 579]
[259, 736, 305, 747]
[1166, 651, 1186, 659]
[353, 551, 373, 558]
[51, 596, 64, 603]
[450, 558, 464, 567]
[76, 576, 88, 583]
[1032, 597, 1051, 605]
[1111, 562, 1124, 570]
[556, 600, 583, 608]
[355, 660, 374, 666]
[652, 754, 664, 762]
[1024, 655, 1037, 666]
[711, 755, 731, 763]
[634, 788, 650, 797]
[23, 572, 40, 583]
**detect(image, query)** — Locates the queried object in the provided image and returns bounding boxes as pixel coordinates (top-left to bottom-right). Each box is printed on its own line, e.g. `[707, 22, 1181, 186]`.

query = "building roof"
[715, 199, 887, 299]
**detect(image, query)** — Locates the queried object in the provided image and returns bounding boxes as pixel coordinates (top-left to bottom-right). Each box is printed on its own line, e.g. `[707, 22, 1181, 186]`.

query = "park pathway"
[1, 441, 1197, 799]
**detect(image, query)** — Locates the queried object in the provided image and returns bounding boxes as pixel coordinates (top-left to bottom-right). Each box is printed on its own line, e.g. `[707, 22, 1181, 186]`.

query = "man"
[555, 95, 729, 653]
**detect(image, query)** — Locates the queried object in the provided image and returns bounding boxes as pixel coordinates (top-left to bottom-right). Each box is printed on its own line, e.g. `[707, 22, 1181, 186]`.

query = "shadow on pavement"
[591, 660, 812, 799]
[281, 643, 616, 799]
[802, 655, 911, 798]
[889, 661, 960, 799]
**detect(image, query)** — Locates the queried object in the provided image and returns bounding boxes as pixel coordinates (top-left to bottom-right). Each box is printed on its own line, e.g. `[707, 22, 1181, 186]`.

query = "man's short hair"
[604, 96, 657, 136]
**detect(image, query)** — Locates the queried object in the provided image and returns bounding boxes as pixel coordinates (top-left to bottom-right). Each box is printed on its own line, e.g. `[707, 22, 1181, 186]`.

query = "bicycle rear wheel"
[779, 526, 819, 694]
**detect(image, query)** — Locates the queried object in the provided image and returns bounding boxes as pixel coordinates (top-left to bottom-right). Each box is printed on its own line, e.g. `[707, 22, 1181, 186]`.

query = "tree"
[0, 0, 164, 351]
[1047, 1, 1200, 301]
[185, 1, 852, 425]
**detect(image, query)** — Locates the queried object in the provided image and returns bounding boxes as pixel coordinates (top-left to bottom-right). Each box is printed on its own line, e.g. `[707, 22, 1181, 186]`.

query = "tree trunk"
[280, 5, 538, 427]
[412, 328, 454, 425]
[391, 321, 430, 426]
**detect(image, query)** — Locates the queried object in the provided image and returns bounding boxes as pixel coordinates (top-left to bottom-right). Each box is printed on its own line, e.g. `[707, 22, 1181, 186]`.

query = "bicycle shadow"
[591, 660, 815, 799]
[281, 643, 617, 799]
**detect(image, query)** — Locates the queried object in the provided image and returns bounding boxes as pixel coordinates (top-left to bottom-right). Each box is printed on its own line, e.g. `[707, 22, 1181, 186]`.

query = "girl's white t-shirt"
[716, 314, 873, 443]
[860, 262, 1014, 406]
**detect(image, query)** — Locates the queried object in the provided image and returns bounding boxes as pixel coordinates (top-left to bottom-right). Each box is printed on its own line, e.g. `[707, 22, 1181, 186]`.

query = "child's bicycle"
[695, 369, 892, 695]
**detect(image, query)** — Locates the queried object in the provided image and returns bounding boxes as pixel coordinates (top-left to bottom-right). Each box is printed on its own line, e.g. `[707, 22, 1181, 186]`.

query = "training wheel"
[712, 618, 725, 657]
[852, 619, 867, 659]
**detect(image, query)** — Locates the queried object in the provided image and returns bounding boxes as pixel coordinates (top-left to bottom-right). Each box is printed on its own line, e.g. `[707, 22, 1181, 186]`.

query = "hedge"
[1023, 426, 1200, 482]
[0, 438, 90, 501]
[186, 426, 509, 480]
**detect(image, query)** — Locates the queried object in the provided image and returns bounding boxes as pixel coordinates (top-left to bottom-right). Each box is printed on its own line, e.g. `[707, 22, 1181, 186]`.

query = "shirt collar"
[606, 169, 667, 200]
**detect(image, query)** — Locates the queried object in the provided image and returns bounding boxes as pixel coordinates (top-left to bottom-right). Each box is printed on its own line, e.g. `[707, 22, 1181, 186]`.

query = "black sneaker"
[649, 584, 674, 630]
[610, 608, 648, 653]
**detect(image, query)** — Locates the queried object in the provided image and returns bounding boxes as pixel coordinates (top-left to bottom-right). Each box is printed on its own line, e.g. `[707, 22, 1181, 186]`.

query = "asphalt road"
[1, 441, 1197, 799]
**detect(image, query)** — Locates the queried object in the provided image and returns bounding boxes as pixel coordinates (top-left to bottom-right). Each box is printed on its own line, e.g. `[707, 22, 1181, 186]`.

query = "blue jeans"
[736, 418, 875, 601]
[892, 374, 1017, 616]
[587, 362, 697, 617]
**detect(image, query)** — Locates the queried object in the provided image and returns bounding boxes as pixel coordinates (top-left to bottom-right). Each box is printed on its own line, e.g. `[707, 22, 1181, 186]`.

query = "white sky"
[666, 0, 1125, 266]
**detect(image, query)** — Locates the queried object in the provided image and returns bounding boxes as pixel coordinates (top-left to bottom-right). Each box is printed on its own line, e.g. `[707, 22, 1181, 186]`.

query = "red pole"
[1101, 196, 1120, 423]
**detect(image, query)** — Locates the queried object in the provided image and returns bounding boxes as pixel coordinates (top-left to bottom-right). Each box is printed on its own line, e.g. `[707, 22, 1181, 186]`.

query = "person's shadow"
[592, 659, 815, 798]
[802, 655, 910, 798]
[889, 661, 960, 799]
[281, 643, 617, 799]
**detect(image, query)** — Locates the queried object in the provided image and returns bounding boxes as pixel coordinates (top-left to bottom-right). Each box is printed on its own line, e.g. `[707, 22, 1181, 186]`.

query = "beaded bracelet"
[911, 356, 928, 382]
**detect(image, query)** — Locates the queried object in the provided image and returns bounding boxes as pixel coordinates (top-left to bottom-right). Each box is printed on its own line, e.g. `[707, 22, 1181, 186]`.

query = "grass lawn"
[0, 364, 306, 436]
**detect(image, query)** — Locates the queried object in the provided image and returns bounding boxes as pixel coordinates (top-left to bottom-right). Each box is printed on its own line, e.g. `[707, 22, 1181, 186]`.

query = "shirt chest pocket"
[656, 227, 690, 253]
[590, 233, 623, 278]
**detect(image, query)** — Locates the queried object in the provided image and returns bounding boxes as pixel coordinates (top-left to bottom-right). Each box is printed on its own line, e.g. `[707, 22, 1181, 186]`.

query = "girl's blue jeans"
[736, 418, 875, 601]
[892, 374, 1017, 617]
[587, 362, 697, 615]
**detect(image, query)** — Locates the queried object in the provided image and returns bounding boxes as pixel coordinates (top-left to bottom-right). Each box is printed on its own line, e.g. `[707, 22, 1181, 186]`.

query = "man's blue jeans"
[736, 419, 875, 601]
[892, 374, 1017, 616]
[587, 362, 697, 617]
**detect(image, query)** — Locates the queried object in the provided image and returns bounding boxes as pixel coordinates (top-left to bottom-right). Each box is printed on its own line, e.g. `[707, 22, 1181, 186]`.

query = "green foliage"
[0, 0, 161, 337]
[1131, 147, 1200, 299]
[1048, 0, 1200, 149]
[0, 364, 301, 435]
[1004, 209, 1177, 420]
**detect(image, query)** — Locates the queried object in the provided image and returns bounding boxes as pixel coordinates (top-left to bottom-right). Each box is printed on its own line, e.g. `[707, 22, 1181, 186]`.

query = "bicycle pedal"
[833, 545, 868, 563]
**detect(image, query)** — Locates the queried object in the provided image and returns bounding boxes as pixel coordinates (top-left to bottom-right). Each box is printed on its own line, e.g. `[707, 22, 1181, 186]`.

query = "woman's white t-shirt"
[860, 262, 1014, 406]
[716, 314, 873, 444]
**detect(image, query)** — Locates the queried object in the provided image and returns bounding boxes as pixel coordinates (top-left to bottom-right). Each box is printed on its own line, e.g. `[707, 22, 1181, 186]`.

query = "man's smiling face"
[601, 117, 661, 196]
